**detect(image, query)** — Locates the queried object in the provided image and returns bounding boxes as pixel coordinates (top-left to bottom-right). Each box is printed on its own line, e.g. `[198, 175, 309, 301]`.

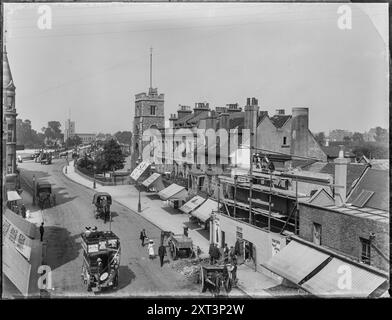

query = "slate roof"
[346, 168, 389, 211]
[301, 162, 369, 196]
[270, 115, 291, 128]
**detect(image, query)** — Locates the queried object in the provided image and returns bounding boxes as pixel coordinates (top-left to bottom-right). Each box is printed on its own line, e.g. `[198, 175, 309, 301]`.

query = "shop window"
[360, 238, 371, 265]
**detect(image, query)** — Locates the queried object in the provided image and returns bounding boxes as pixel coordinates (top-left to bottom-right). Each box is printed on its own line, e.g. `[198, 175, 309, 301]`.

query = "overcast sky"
[4, 2, 389, 135]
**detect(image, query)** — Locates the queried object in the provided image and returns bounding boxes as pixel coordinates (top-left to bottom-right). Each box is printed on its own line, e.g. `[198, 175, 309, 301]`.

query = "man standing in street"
[140, 229, 147, 246]
[20, 204, 26, 219]
[158, 243, 166, 267]
[39, 222, 44, 242]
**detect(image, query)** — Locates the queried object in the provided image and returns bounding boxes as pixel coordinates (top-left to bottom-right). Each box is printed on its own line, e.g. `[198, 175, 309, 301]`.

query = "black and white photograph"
[2, 0, 389, 302]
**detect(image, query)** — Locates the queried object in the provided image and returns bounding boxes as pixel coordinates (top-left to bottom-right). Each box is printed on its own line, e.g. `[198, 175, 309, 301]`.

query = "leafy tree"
[99, 139, 125, 174]
[42, 121, 64, 147]
[66, 135, 82, 149]
[114, 131, 132, 145]
[352, 142, 388, 159]
[343, 136, 351, 143]
[352, 132, 364, 143]
[374, 127, 388, 144]
[315, 132, 325, 146]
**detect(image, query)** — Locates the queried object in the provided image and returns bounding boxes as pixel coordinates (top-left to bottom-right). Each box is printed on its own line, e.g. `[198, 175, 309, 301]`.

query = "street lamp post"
[137, 181, 142, 213]
[32, 175, 36, 205]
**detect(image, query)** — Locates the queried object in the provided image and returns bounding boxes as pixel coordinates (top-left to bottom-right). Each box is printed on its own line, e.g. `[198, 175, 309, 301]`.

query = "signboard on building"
[271, 238, 281, 256]
[3, 216, 32, 261]
[130, 160, 150, 182]
[236, 226, 243, 240]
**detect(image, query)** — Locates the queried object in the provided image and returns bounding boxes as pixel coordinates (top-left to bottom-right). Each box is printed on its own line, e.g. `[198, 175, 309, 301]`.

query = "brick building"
[298, 155, 389, 272]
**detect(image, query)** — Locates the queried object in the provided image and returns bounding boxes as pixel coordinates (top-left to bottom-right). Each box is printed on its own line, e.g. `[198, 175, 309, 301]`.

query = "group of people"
[140, 229, 167, 267]
[208, 242, 239, 287]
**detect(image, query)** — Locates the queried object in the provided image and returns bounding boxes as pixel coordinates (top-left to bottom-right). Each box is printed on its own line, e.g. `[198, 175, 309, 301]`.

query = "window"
[283, 136, 287, 145]
[6, 96, 13, 108]
[360, 238, 371, 265]
[150, 105, 156, 115]
[313, 223, 321, 245]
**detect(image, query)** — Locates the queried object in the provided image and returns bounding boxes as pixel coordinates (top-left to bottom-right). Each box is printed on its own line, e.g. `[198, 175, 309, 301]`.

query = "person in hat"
[39, 222, 44, 242]
[140, 229, 147, 247]
[20, 204, 26, 219]
[148, 240, 155, 259]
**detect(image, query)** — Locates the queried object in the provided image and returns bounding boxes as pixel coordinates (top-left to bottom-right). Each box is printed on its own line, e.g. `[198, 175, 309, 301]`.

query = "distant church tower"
[131, 48, 165, 169]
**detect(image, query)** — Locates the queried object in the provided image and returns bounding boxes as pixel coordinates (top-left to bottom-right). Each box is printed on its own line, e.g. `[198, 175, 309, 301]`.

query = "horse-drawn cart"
[36, 182, 56, 209]
[92, 192, 112, 222]
[168, 234, 194, 260]
[199, 264, 234, 296]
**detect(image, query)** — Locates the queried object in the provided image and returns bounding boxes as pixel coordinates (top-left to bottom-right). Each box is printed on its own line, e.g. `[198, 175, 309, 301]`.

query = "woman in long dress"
[148, 240, 155, 259]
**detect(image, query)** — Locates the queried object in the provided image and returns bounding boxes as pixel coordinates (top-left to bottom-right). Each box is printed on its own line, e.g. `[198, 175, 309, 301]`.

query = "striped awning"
[302, 257, 388, 297]
[179, 195, 206, 214]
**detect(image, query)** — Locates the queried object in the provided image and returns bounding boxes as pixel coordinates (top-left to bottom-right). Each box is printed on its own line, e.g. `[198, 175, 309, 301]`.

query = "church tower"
[131, 48, 165, 169]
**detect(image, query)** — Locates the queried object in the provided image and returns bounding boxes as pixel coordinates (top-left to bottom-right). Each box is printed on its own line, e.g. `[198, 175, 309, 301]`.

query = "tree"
[42, 121, 64, 147]
[99, 139, 125, 174]
[352, 132, 364, 143]
[343, 136, 351, 143]
[352, 142, 388, 160]
[374, 127, 388, 144]
[66, 135, 82, 149]
[315, 132, 326, 146]
[114, 131, 132, 145]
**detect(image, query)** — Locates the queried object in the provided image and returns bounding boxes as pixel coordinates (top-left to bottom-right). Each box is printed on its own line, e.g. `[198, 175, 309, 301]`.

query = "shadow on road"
[117, 265, 136, 290]
[145, 193, 160, 200]
[19, 167, 78, 207]
[44, 226, 81, 270]
[161, 206, 183, 215]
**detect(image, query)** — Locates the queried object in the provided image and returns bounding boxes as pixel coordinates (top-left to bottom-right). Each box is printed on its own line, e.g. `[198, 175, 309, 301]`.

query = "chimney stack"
[334, 145, 350, 206]
[177, 105, 192, 119]
[169, 114, 177, 128]
[276, 109, 285, 115]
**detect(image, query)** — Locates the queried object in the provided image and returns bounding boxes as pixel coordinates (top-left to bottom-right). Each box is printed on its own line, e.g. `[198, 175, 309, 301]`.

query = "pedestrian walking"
[196, 246, 201, 259]
[148, 240, 155, 259]
[223, 243, 229, 263]
[158, 243, 166, 267]
[140, 229, 147, 246]
[20, 204, 26, 219]
[39, 222, 44, 242]
[208, 243, 214, 265]
[229, 246, 235, 263]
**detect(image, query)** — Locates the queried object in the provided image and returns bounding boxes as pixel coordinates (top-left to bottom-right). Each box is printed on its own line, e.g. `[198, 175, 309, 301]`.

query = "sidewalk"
[63, 161, 278, 297]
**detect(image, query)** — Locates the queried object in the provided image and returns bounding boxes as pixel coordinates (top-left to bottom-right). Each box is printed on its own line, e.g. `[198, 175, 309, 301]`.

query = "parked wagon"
[199, 264, 233, 296]
[36, 182, 56, 209]
[167, 233, 195, 260]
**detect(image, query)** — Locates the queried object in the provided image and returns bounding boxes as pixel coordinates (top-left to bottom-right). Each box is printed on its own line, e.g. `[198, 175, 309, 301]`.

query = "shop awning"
[142, 173, 161, 187]
[130, 161, 150, 182]
[264, 240, 330, 284]
[179, 195, 206, 214]
[302, 257, 388, 297]
[191, 198, 221, 223]
[7, 191, 22, 202]
[158, 183, 188, 201]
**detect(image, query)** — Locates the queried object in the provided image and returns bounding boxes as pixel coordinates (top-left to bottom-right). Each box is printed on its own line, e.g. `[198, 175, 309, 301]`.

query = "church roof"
[3, 48, 15, 89]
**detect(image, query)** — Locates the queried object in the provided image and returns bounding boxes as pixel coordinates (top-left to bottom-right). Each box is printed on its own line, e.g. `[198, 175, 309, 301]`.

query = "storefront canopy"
[264, 238, 389, 297]
[142, 173, 161, 187]
[158, 183, 187, 201]
[302, 257, 388, 297]
[191, 198, 221, 223]
[130, 161, 150, 182]
[7, 190, 22, 202]
[264, 240, 330, 284]
[180, 195, 206, 214]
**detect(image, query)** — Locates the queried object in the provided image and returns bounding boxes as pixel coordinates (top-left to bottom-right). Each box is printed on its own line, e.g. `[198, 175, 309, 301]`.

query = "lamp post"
[93, 165, 97, 189]
[32, 175, 36, 205]
[137, 181, 142, 213]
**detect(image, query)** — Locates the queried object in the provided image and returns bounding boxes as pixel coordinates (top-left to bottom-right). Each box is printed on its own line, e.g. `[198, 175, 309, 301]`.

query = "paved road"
[18, 159, 207, 297]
